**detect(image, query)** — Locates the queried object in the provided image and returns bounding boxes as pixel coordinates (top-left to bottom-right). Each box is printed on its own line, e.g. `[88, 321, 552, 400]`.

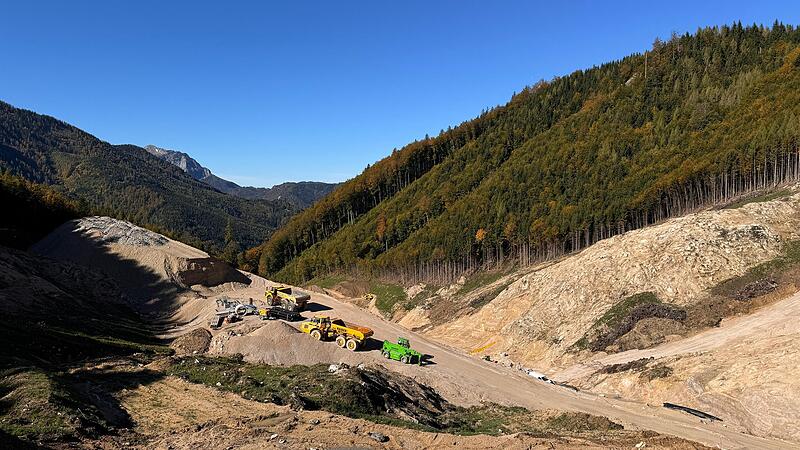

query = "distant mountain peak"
[145, 144, 339, 208]
[145, 144, 212, 180]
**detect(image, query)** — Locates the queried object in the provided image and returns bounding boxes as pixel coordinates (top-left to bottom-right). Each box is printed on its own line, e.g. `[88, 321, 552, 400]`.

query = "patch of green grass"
[723, 188, 792, 209]
[0, 366, 109, 441]
[166, 356, 624, 437]
[166, 357, 392, 416]
[440, 407, 621, 436]
[712, 240, 800, 297]
[370, 280, 407, 314]
[457, 270, 505, 296]
[0, 368, 71, 439]
[594, 292, 661, 329]
[305, 274, 348, 289]
[403, 284, 440, 310]
[0, 322, 171, 366]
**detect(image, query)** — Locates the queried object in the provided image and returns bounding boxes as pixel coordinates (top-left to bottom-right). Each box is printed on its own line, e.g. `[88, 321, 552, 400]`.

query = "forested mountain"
[146, 144, 339, 208]
[0, 102, 296, 252]
[251, 22, 800, 284]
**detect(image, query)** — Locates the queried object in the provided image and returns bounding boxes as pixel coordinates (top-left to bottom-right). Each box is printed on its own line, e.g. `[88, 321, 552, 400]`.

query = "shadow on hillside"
[30, 224, 200, 333]
[0, 430, 42, 449]
[57, 364, 165, 431]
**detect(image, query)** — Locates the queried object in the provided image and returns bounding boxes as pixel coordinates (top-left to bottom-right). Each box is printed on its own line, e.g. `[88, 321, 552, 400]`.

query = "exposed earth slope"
[379, 188, 800, 443]
[21, 216, 793, 449]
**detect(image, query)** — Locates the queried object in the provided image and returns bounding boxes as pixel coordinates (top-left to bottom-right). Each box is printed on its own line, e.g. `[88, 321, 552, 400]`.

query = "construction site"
[3, 184, 799, 450]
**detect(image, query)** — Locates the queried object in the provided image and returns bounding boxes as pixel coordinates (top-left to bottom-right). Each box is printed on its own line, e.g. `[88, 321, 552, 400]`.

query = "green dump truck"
[381, 337, 423, 365]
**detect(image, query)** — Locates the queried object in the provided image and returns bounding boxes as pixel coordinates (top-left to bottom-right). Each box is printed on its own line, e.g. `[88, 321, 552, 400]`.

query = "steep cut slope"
[145, 144, 339, 208]
[415, 188, 800, 443]
[254, 23, 800, 284]
[0, 102, 296, 252]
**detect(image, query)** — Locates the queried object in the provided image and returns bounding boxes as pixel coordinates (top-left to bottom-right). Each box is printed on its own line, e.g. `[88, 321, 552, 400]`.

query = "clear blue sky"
[2, 1, 799, 187]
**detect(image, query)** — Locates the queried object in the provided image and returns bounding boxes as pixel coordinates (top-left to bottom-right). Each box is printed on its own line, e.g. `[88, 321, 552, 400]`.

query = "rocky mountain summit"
[145, 144, 338, 208]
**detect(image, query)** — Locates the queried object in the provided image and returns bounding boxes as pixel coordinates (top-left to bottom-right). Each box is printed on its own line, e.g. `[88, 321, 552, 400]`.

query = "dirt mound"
[207, 320, 375, 367]
[170, 328, 212, 356]
[72, 216, 168, 246]
[32, 217, 207, 308]
[174, 257, 251, 288]
[0, 244, 128, 316]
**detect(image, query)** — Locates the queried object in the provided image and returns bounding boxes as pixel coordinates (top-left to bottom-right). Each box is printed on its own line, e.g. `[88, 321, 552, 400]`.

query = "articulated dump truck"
[265, 285, 310, 312]
[300, 316, 374, 351]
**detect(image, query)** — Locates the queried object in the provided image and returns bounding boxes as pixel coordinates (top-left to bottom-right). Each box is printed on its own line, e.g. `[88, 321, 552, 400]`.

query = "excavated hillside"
[403, 188, 800, 442]
[18, 216, 777, 449]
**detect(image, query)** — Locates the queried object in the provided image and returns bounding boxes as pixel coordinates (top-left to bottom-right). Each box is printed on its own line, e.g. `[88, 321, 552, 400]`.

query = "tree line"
[249, 22, 800, 285]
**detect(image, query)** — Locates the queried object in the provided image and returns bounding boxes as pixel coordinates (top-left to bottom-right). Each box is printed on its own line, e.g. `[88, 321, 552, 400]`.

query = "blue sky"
[2, 1, 799, 187]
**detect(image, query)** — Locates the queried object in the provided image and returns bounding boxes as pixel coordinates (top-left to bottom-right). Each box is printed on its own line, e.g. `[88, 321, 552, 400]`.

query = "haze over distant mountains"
[144, 145, 339, 209]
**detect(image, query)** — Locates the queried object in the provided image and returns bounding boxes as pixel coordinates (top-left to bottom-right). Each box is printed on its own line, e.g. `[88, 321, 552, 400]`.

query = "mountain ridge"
[144, 144, 339, 208]
[0, 101, 296, 253]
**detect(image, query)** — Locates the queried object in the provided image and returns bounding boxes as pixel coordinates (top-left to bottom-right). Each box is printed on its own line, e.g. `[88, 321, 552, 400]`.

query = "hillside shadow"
[0, 430, 43, 449]
[56, 364, 165, 430]
[30, 225, 200, 334]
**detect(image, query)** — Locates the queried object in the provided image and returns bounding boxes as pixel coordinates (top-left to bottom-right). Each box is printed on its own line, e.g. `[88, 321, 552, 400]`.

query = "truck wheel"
[335, 336, 347, 348]
[400, 355, 410, 364]
[382, 350, 390, 359]
[310, 329, 322, 340]
[346, 339, 358, 351]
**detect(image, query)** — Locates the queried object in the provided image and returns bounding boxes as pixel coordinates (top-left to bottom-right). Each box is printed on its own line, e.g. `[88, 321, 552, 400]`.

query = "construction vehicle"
[216, 297, 258, 316]
[258, 305, 302, 321]
[265, 285, 310, 312]
[381, 337, 423, 365]
[300, 316, 373, 351]
[210, 297, 257, 328]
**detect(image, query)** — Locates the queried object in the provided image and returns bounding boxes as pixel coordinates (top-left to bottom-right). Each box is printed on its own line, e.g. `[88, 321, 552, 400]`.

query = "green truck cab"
[381, 337, 423, 365]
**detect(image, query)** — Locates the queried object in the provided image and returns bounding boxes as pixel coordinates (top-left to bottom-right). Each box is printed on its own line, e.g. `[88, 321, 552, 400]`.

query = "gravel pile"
[74, 216, 168, 246]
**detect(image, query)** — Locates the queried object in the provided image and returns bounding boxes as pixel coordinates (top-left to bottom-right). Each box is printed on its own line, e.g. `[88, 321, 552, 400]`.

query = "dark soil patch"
[170, 328, 212, 356]
[600, 357, 653, 374]
[732, 278, 778, 301]
[642, 364, 673, 380]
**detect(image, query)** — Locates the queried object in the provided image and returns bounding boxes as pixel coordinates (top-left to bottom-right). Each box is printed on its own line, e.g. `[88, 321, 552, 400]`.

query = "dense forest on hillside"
[202, 175, 339, 208]
[250, 22, 800, 284]
[0, 103, 297, 253]
[0, 171, 85, 248]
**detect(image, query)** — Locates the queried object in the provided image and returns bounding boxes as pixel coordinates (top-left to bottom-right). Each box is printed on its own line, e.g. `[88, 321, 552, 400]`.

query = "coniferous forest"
[250, 23, 800, 284]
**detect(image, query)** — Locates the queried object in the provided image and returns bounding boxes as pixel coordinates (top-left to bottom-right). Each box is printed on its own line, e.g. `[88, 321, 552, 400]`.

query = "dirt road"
[32, 218, 795, 449]
[553, 292, 800, 382]
[255, 278, 791, 449]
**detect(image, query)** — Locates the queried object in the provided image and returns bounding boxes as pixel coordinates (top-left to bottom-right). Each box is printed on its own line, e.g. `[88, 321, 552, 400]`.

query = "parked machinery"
[299, 316, 374, 351]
